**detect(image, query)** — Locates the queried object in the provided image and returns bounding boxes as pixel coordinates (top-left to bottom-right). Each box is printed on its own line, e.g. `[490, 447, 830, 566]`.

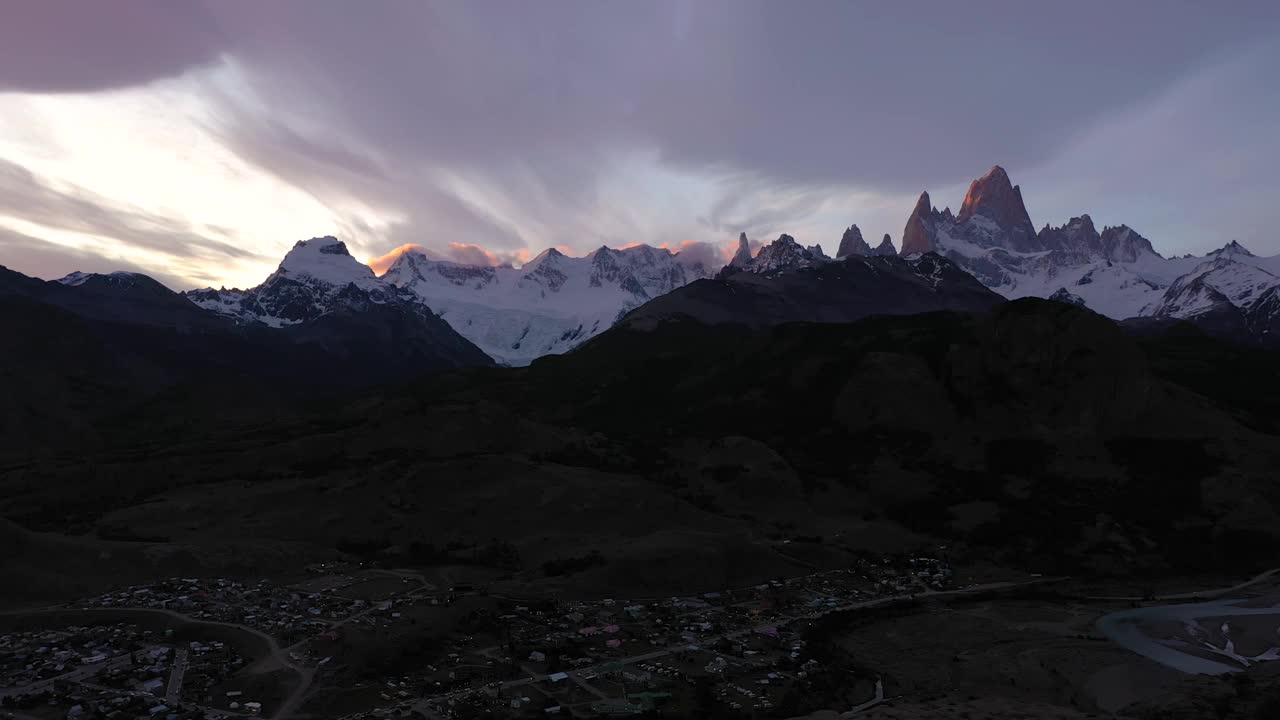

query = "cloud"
[366, 244, 435, 275]
[182, 2, 1280, 259]
[652, 240, 725, 269]
[0, 157, 274, 288]
[366, 242, 533, 275]
[2, 1, 1280, 277]
[0, 158, 261, 264]
[0, 2, 225, 92]
[195, 1, 1280, 192]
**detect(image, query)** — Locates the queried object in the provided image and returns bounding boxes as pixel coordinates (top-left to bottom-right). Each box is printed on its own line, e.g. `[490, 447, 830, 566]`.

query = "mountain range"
[4, 166, 1280, 609]
[179, 166, 1278, 355]
[187, 237, 712, 365]
[378, 243, 713, 364]
[4, 164, 1278, 388]
[626, 251, 1000, 329]
[0, 252, 491, 454]
[898, 165, 1280, 344]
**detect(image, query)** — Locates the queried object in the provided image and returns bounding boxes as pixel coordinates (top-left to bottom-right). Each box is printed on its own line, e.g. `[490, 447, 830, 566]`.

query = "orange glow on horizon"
[367, 242, 537, 274]
[368, 239, 742, 274]
[366, 243, 425, 275]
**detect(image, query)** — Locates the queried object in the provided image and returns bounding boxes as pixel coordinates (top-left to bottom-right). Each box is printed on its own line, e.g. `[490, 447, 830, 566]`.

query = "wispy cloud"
[0, 1, 1278, 287]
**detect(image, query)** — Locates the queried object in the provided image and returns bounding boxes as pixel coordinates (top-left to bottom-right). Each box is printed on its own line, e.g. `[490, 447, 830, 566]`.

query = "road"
[0, 650, 135, 699]
[411, 576, 1066, 717]
[843, 677, 885, 717]
[166, 646, 190, 704]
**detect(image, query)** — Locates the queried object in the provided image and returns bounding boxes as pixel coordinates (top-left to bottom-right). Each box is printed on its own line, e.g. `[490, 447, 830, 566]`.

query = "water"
[1097, 598, 1280, 674]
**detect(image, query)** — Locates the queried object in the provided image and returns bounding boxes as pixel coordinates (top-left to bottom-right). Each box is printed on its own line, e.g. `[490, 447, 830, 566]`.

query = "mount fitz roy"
[895, 165, 1280, 344]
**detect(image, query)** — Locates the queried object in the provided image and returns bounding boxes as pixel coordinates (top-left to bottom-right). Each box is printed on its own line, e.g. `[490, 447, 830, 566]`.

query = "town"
[1, 554, 976, 719]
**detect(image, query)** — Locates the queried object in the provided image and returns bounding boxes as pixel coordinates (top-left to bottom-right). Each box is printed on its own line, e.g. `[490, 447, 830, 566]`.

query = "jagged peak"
[912, 191, 932, 216]
[292, 235, 349, 255]
[525, 246, 566, 269]
[957, 164, 1033, 231]
[836, 224, 872, 259]
[729, 232, 753, 267]
[981, 164, 1011, 182]
[1210, 239, 1254, 257]
[902, 193, 939, 255]
[739, 233, 830, 274]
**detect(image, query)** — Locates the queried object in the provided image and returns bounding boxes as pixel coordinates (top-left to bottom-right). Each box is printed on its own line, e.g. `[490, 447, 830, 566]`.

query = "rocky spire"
[873, 233, 897, 256]
[956, 165, 1039, 252]
[743, 234, 828, 273]
[729, 232, 753, 267]
[836, 224, 872, 258]
[901, 191, 937, 255]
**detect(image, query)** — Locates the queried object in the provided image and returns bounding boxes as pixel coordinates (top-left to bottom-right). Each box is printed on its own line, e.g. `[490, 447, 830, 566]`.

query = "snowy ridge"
[903, 167, 1280, 338]
[1147, 256, 1278, 315]
[186, 236, 426, 328]
[57, 271, 149, 288]
[382, 243, 713, 365]
[183, 236, 719, 364]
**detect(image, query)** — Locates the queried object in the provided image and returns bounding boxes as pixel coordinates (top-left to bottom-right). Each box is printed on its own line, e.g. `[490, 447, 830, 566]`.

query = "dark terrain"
[3, 287, 1278, 599]
[3, 257, 1280, 719]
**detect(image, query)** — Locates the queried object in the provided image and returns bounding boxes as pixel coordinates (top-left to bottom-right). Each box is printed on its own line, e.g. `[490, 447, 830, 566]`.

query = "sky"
[0, 1, 1277, 290]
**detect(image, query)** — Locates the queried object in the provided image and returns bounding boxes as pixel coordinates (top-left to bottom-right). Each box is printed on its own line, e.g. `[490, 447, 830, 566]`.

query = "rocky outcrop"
[836, 225, 873, 258]
[729, 232, 753, 267]
[901, 191, 939, 255]
[622, 252, 1003, 329]
[956, 165, 1039, 252]
[740, 234, 829, 274]
[1099, 225, 1157, 263]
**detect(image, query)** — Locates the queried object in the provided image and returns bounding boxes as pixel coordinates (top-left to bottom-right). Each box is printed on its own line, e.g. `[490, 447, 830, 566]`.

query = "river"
[1097, 598, 1280, 675]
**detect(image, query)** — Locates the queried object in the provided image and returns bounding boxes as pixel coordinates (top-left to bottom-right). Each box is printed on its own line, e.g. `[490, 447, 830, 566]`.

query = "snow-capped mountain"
[58, 270, 149, 288]
[900, 165, 1280, 343]
[729, 234, 829, 275]
[48, 269, 229, 329]
[1147, 255, 1279, 317]
[1246, 284, 1280, 344]
[381, 243, 714, 365]
[179, 236, 494, 370]
[184, 236, 717, 365]
[187, 236, 425, 328]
